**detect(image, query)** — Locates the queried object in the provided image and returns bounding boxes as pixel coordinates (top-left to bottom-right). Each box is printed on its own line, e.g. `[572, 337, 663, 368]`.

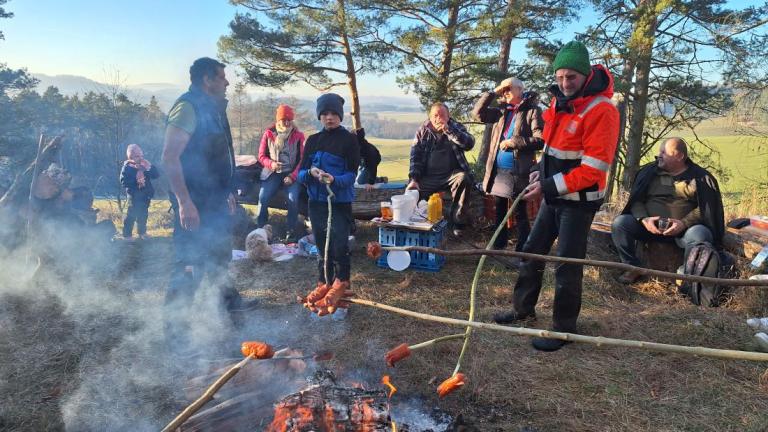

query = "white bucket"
[391, 194, 413, 222]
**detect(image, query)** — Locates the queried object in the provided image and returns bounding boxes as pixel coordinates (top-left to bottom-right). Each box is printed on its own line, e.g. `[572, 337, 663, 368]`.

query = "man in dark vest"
[162, 57, 251, 323]
[611, 137, 725, 283]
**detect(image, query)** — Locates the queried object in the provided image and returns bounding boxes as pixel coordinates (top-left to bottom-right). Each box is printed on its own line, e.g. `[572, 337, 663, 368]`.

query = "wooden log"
[724, 227, 767, 260]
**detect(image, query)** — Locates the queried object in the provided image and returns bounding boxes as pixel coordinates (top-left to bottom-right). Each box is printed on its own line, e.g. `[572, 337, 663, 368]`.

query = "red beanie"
[276, 104, 295, 121]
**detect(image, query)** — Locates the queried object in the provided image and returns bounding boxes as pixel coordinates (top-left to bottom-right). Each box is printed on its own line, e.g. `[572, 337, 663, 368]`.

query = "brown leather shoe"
[616, 270, 643, 284]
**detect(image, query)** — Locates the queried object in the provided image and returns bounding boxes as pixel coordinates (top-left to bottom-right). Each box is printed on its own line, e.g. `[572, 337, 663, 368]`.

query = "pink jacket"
[258, 125, 305, 181]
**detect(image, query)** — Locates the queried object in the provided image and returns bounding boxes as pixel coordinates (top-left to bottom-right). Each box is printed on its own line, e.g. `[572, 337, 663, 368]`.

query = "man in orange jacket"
[493, 41, 620, 351]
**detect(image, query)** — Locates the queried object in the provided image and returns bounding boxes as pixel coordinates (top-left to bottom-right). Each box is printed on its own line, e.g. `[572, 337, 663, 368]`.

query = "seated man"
[612, 137, 725, 283]
[407, 102, 475, 235]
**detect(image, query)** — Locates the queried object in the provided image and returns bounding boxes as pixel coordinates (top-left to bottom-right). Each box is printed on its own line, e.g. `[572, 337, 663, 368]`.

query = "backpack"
[678, 241, 733, 307]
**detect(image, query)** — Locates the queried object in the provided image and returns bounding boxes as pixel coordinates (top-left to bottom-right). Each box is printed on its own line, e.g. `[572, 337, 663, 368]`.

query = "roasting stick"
[375, 246, 768, 287]
[162, 344, 286, 432]
[349, 298, 768, 362]
[454, 187, 529, 376]
[161, 356, 254, 432]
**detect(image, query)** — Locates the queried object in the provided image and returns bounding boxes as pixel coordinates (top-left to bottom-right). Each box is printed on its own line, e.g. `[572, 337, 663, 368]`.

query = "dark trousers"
[123, 196, 150, 237]
[493, 195, 530, 250]
[165, 198, 242, 312]
[512, 201, 595, 332]
[356, 162, 380, 184]
[418, 170, 472, 226]
[309, 201, 353, 283]
[611, 214, 714, 266]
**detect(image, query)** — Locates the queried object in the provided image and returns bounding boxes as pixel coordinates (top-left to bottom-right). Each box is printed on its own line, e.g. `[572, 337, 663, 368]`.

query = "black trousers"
[309, 201, 353, 283]
[512, 201, 595, 332]
[493, 195, 530, 250]
[123, 196, 150, 237]
[418, 170, 472, 226]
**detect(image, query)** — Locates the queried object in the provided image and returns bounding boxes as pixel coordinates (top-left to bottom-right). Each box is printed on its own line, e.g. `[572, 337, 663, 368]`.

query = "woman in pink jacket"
[257, 104, 305, 241]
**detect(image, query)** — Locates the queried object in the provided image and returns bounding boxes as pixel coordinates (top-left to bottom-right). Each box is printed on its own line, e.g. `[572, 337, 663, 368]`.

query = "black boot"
[492, 310, 535, 324]
[531, 337, 572, 352]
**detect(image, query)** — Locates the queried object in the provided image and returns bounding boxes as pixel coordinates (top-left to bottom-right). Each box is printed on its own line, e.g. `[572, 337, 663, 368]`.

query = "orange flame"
[381, 375, 397, 399]
[392, 420, 398, 432]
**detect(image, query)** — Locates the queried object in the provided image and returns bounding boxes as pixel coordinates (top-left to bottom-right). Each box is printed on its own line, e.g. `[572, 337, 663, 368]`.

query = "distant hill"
[31, 73, 423, 113]
[32, 73, 185, 110]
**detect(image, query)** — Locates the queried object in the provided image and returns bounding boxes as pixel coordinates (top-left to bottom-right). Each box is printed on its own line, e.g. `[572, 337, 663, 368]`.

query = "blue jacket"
[168, 85, 235, 210]
[298, 126, 359, 203]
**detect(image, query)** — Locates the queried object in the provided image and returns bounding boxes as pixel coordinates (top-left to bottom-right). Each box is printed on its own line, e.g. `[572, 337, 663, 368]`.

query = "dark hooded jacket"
[621, 160, 725, 247]
[472, 90, 544, 193]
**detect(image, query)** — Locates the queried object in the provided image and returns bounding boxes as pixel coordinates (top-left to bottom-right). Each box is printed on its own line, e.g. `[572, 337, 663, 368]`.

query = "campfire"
[267, 370, 392, 431]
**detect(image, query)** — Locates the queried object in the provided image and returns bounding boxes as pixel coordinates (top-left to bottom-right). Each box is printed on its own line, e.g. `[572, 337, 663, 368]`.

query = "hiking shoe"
[492, 310, 535, 324]
[616, 270, 642, 284]
[532, 337, 572, 352]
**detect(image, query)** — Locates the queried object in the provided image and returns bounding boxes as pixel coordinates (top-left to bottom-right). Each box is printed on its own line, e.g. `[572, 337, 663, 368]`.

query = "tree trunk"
[605, 57, 636, 200]
[622, 0, 659, 189]
[338, 0, 361, 130]
[477, 0, 515, 168]
[436, 2, 460, 102]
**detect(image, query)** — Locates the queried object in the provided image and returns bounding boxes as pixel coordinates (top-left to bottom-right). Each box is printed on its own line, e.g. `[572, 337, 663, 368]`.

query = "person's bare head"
[657, 137, 689, 172]
[190, 57, 229, 100]
[429, 102, 450, 130]
[126, 143, 144, 162]
[499, 77, 524, 104]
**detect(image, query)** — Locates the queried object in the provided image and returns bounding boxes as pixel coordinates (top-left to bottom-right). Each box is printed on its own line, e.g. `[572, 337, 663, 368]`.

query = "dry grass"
[2, 208, 768, 431]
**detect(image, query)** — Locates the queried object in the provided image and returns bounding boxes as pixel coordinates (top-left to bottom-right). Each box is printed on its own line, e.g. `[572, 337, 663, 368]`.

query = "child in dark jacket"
[298, 93, 359, 316]
[120, 144, 160, 239]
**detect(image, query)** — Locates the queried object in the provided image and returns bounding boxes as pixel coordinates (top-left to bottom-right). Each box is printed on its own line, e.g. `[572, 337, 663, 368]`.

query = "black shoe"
[492, 310, 535, 324]
[531, 337, 572, 352]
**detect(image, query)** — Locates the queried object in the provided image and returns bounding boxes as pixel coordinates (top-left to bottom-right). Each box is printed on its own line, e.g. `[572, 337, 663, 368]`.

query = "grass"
[3, 204, 768, 430]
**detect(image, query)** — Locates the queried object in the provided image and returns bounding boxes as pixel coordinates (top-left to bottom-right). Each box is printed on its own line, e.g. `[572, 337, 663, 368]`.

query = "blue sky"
[1, 0, 759, 100]
[0, 0, 590, 99]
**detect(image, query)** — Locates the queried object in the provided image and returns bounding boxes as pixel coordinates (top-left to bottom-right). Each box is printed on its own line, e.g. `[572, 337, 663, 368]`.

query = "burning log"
[267, 371, 392, 432]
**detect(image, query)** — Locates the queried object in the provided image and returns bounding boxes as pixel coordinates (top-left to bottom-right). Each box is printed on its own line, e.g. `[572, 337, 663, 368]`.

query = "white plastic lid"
[387, 250, 411, 271]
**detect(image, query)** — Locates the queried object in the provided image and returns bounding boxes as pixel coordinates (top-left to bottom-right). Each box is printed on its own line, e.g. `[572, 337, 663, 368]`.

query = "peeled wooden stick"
[349, 298, 768, 362]
[377, 246, 768, 287]
[161, 356, 253, 432]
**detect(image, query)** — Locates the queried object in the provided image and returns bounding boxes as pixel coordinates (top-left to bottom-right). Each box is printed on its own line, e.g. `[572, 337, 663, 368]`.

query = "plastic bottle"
[427, 193, 443, 223]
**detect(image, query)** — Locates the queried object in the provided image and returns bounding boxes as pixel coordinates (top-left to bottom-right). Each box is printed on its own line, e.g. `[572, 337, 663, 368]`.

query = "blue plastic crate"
[376, 221, 446, 272]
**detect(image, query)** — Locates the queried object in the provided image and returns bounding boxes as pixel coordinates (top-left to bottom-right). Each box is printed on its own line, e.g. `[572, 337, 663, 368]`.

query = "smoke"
[0, 210, 345, 431]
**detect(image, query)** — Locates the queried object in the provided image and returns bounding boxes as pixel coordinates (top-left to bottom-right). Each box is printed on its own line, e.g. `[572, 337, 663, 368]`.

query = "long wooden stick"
[349, 298, 768, 362]
[161, 356, 252, 432]
[379, 246, 768, 287]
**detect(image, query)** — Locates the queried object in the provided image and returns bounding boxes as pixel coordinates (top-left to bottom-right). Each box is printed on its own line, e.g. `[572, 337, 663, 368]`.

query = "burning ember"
[381, 375, 397, 399]
[267, 371, 392, 431]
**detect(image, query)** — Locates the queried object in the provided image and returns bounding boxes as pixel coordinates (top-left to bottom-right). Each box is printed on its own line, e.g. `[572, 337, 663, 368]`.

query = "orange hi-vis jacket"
[539, 65, 620, 210]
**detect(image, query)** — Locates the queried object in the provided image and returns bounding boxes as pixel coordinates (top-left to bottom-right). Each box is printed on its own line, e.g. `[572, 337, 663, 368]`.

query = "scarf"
[502, 103, 519, 140]
[268, 126, 298, 173]
[127, 160, 146, 188]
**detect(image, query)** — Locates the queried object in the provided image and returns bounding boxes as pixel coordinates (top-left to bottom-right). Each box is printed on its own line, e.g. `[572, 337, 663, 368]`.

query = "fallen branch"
[378, 246, 768, 287]
[349, 298, 768, 362]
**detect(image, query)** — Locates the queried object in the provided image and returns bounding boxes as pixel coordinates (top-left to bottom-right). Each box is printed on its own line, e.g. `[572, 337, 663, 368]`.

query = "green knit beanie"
[552, 41, 591, 76]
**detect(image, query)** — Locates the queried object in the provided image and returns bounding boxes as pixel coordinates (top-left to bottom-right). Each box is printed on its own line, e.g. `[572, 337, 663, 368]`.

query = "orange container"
[751, 216, 768, 231]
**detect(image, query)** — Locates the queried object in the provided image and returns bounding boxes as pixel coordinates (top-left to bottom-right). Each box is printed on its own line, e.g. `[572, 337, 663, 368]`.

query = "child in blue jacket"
[298, 93, 360, 315]
[120, 144, 160, 239]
